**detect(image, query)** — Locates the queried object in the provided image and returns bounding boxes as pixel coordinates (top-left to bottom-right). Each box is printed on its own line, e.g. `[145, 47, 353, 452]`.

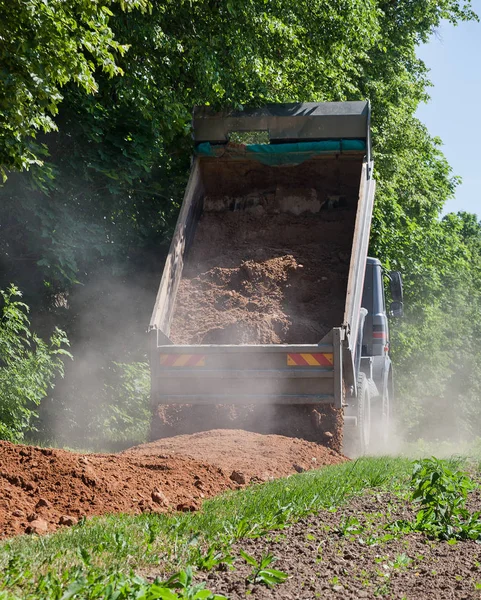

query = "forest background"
[1, 0, 480, 449]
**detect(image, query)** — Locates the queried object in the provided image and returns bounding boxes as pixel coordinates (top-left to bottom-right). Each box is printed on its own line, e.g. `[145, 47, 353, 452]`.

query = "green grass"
[0, 457, 413, 598]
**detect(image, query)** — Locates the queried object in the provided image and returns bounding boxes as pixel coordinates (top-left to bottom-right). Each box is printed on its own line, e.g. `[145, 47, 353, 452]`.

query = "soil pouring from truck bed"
[170, 210, 355, 345]
[155, 209, 354, 451]
[0, 433, 345, 538]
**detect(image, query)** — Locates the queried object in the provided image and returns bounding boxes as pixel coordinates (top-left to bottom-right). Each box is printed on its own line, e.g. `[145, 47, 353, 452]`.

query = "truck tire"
[344, 372, 371, 457]
[370, 385, 390, 453]
[381, 385, 390, 445]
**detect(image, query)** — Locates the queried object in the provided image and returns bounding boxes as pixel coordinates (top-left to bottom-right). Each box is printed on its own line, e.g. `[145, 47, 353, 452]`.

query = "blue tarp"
[195, 140, 366, 166]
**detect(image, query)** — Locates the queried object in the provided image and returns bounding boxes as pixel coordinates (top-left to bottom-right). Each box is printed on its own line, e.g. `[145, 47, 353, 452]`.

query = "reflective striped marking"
[287, 353, 333, 367]
[159, 354, 206, 367]
[373, 324, 387, 342]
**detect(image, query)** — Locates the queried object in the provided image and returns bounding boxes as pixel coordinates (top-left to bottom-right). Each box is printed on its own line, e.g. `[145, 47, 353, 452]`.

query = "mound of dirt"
[0, 441, 233, 539]
[170, 210, 355, 345]
[126, 429, 345, 481]
[0, 431, 346, 538]
[150, 405, 343, 455]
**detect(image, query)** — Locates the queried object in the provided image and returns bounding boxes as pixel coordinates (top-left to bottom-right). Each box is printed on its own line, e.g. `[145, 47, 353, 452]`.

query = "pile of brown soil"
[0, 441, 233, 539]
[170, 210, 355, 345]
[0, 431, 345, 538]
[151, 404, 343, 455]
[127, 429, 345, 482]
[163, 210, 352, 452]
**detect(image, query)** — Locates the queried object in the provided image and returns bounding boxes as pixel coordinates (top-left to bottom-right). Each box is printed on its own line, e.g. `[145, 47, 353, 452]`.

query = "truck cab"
[362, 257, 403, 358]
[347, 257, 403, 453]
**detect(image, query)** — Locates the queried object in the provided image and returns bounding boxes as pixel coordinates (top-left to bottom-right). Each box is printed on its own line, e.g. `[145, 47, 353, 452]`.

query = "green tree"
[0, 0, 148, 179]
[388, 212, 481, 440]
[2, 0, 477, 289]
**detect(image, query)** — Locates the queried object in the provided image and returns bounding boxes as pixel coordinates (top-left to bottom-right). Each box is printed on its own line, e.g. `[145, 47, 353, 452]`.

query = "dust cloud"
[381, 392, 477, 458]
[35, 259, 163, 450]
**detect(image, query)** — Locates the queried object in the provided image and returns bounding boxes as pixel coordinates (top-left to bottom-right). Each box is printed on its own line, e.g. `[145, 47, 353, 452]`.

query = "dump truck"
[149, 101, 403, 455]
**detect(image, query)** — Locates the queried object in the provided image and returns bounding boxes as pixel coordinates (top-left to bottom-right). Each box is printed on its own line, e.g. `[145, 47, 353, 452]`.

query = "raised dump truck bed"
[149, 102, 376, 452]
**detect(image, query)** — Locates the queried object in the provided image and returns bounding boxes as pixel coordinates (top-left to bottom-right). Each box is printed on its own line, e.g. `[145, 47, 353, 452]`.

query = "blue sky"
[416, 3, 481, 218]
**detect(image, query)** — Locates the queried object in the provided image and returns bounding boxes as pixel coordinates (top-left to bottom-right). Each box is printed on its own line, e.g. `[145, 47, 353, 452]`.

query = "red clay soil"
[170, 210, 355, 345]
[151, 404, 344, 455]
[126, 429, 345, 482]
[0, 431, 345, 539]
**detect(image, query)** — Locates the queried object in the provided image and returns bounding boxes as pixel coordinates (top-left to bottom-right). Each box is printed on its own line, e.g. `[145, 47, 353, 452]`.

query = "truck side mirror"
[389, 301, 404, 318]
[389, 271, 403, 303]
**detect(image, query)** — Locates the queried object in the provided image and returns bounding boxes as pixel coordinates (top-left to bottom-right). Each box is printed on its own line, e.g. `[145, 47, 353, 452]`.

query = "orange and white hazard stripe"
[159, 354, 206, 367]
[287, 353, 333, 367]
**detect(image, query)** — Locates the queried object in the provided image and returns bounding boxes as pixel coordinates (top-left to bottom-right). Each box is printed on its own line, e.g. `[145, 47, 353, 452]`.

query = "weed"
[192, 544, 233, 572]
[374, 582, 391, 597]
[390, 554, 412, 569]
[0, 559, 225, 600]
[146, 521, 162, 547]
[335, 516, 364, 538]
[389, 458, 481, 541]
[359, 568, 371, 587]
[239, 550, 288, 588]
[223, 517, 259, 540]
[358, 532, 382, 547]
[161, 567, 227, 599]
[412, 458, 481, 540]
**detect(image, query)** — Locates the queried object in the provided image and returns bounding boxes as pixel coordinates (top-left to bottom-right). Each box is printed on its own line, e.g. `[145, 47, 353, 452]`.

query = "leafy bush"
[34, 358, 150, 451]
[0, 285, 70, 442]
[411, 458, 481, 540]
[390, 458, 481, 541]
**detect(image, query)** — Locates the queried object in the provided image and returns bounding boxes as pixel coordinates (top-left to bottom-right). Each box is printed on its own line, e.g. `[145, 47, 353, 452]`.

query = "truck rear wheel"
[381, 387, 390, 447]
[369, 371, 392, 453]
[344, 372, 371, 457]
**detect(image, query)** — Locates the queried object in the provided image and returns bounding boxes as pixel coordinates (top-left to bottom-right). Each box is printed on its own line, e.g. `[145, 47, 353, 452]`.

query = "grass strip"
[0, 457, 413, 597]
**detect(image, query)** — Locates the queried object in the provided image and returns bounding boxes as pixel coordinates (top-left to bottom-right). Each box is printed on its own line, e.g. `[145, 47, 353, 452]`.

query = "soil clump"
[0, 430, 345, 538]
